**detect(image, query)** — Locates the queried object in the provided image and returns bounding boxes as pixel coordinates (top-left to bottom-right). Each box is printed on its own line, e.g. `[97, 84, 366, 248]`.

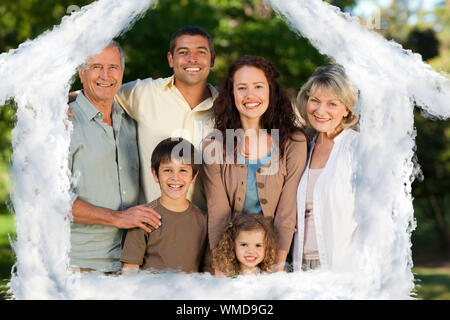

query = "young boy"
[120, 138, 207, 274]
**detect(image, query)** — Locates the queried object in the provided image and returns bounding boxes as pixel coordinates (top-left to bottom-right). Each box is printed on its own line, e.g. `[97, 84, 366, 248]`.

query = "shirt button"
[257, 182, 264, 188]
[260, 198, 268, 205]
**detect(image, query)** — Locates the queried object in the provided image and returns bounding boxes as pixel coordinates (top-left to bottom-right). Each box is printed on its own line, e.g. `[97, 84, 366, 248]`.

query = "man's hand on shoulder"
[68, 91, 78, 104]
[67, 91, 78, 118]
[114, 204, 162, 233]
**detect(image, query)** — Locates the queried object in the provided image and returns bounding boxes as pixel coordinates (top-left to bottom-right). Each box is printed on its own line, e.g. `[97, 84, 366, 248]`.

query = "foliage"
[119, 0, 337, 91]
[0, 0, 93, 52]
[373, 0, 450, 252]
[429, 1, 450, 74]
[413, 110, 450, 251]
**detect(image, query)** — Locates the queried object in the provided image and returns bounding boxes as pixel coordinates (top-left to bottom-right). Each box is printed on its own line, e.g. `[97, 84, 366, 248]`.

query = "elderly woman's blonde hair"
[296, 65, 359, 136]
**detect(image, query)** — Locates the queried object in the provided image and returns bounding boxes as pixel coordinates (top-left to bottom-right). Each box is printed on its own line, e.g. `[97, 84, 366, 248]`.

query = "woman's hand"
[274, 249, 288, 272]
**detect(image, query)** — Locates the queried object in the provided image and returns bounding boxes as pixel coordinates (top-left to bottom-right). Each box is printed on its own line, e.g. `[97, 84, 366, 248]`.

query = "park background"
[0, 0, 448, 300]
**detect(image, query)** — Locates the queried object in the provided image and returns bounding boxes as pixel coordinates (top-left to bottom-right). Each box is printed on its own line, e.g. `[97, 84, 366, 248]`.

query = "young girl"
[212, 214, 277, 277]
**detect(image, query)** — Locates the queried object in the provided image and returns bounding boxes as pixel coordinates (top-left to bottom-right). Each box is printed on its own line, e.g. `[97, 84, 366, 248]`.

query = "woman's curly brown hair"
[212, 55, 304, 158]
[212, 214, 277, 277]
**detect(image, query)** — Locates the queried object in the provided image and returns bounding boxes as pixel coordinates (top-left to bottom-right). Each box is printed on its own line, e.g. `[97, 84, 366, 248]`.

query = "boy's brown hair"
[151, 137, 201, 178]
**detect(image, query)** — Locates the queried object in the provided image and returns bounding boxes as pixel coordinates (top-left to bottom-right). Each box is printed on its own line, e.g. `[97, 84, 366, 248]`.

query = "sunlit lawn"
[0, 213, 15, 300]
[0, 212, 448, 300]
[412, 267, 450, 300]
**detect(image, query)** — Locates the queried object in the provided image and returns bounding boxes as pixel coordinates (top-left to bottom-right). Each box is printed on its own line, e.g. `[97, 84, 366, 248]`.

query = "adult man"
[114, 26, 218, 210]
[69, 42, 160, 273]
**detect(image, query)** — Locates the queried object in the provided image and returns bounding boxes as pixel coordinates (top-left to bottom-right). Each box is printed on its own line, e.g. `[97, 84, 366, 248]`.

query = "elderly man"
[68, 41, 160, 273]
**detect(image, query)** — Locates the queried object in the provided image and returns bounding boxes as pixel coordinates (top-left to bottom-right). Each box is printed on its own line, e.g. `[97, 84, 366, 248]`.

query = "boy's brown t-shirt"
[120, 198, 207, 273]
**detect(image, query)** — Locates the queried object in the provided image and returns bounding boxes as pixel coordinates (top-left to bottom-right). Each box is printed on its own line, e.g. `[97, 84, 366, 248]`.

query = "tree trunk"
[428, 195, 450, 252]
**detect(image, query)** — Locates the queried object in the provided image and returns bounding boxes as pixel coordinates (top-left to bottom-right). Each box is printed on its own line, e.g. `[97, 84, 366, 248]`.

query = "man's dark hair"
[151, 137, 201, 178]
[169, 25, 214, 54]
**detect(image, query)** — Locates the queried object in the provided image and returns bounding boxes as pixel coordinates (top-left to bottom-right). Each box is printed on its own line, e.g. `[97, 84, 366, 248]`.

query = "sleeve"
[273, 132, 308, 252]
[114, 78, 148, 120]
[68, 117, 80, 209]
[202, 140, 233, 250]
[68, 149, 79, 208]
[120, 228, 148, 265]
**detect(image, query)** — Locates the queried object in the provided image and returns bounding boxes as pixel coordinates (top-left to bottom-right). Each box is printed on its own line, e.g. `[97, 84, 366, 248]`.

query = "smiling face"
[167, 35, 215, 88]
[306, 85, 349, 136]
[234, 229, 266, 275]
[233, 66, 270, 126]
[78, 46, 123, 106]
[152, 159, 197, 202]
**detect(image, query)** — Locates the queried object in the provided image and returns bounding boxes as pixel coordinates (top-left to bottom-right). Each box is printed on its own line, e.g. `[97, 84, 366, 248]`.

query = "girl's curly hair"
[212, 214, 277, 277]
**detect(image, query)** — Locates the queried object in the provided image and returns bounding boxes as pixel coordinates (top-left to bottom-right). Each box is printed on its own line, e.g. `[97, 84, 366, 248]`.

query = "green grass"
[0, 212, 448, 299]
[412, 267, 450, 300]
[0, 213, 14, 246]
[0, 213, 15, 300]
[0, 162, 10, 204]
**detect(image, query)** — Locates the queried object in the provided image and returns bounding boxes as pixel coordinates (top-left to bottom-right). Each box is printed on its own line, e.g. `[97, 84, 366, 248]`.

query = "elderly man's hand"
[114, 205, 162, 232]
[66, 91, 78, 118]
[68, 91, 78, 104]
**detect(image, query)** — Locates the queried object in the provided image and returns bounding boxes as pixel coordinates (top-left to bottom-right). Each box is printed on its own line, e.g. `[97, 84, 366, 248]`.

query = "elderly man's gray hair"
[79, 40, 125, 72]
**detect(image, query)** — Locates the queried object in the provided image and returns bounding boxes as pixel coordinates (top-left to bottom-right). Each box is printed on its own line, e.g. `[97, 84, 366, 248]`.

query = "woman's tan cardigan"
[202, 131, 308, 252]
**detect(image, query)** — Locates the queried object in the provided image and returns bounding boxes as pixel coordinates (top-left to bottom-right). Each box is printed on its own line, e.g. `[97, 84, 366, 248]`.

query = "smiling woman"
[233, 66, 270, 123]
[292, 65, 359, 271]
[203, 55, 307, 274]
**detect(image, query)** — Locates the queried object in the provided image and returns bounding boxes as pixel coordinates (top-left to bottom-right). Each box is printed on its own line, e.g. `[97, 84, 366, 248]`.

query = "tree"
[374, 0, 450, 253]
[120, 0, 355, 90]
[429, 0, 450, 74]
[413, 110, 450, 252]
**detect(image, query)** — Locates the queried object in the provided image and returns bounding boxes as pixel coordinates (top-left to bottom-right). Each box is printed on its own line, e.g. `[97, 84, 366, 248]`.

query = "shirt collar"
[75, 91, 101, 121]
[312, 128, 351, 146]
[76, 91, 123, 120]
[164, 74, 219, 100]
[164, 75, 176, 89]
[207, 82, 219, 100]
[333, 128, 351, 144]
[112, 99, 124, 117]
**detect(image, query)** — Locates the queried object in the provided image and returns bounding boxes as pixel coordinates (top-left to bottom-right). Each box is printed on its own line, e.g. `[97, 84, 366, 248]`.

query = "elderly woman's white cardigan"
[292, 129, 359, 271]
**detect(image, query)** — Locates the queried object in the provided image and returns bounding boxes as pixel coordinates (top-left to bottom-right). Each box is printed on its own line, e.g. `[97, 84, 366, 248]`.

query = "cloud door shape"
[0, 0, 448, 299]
[269, 0, 450, 298]
[0, 0, 154, 299]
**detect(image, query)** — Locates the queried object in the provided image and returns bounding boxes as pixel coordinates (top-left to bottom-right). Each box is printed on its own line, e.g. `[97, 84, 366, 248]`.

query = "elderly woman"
[292, 65, 360, 271]
[202, 55, 307, 273]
